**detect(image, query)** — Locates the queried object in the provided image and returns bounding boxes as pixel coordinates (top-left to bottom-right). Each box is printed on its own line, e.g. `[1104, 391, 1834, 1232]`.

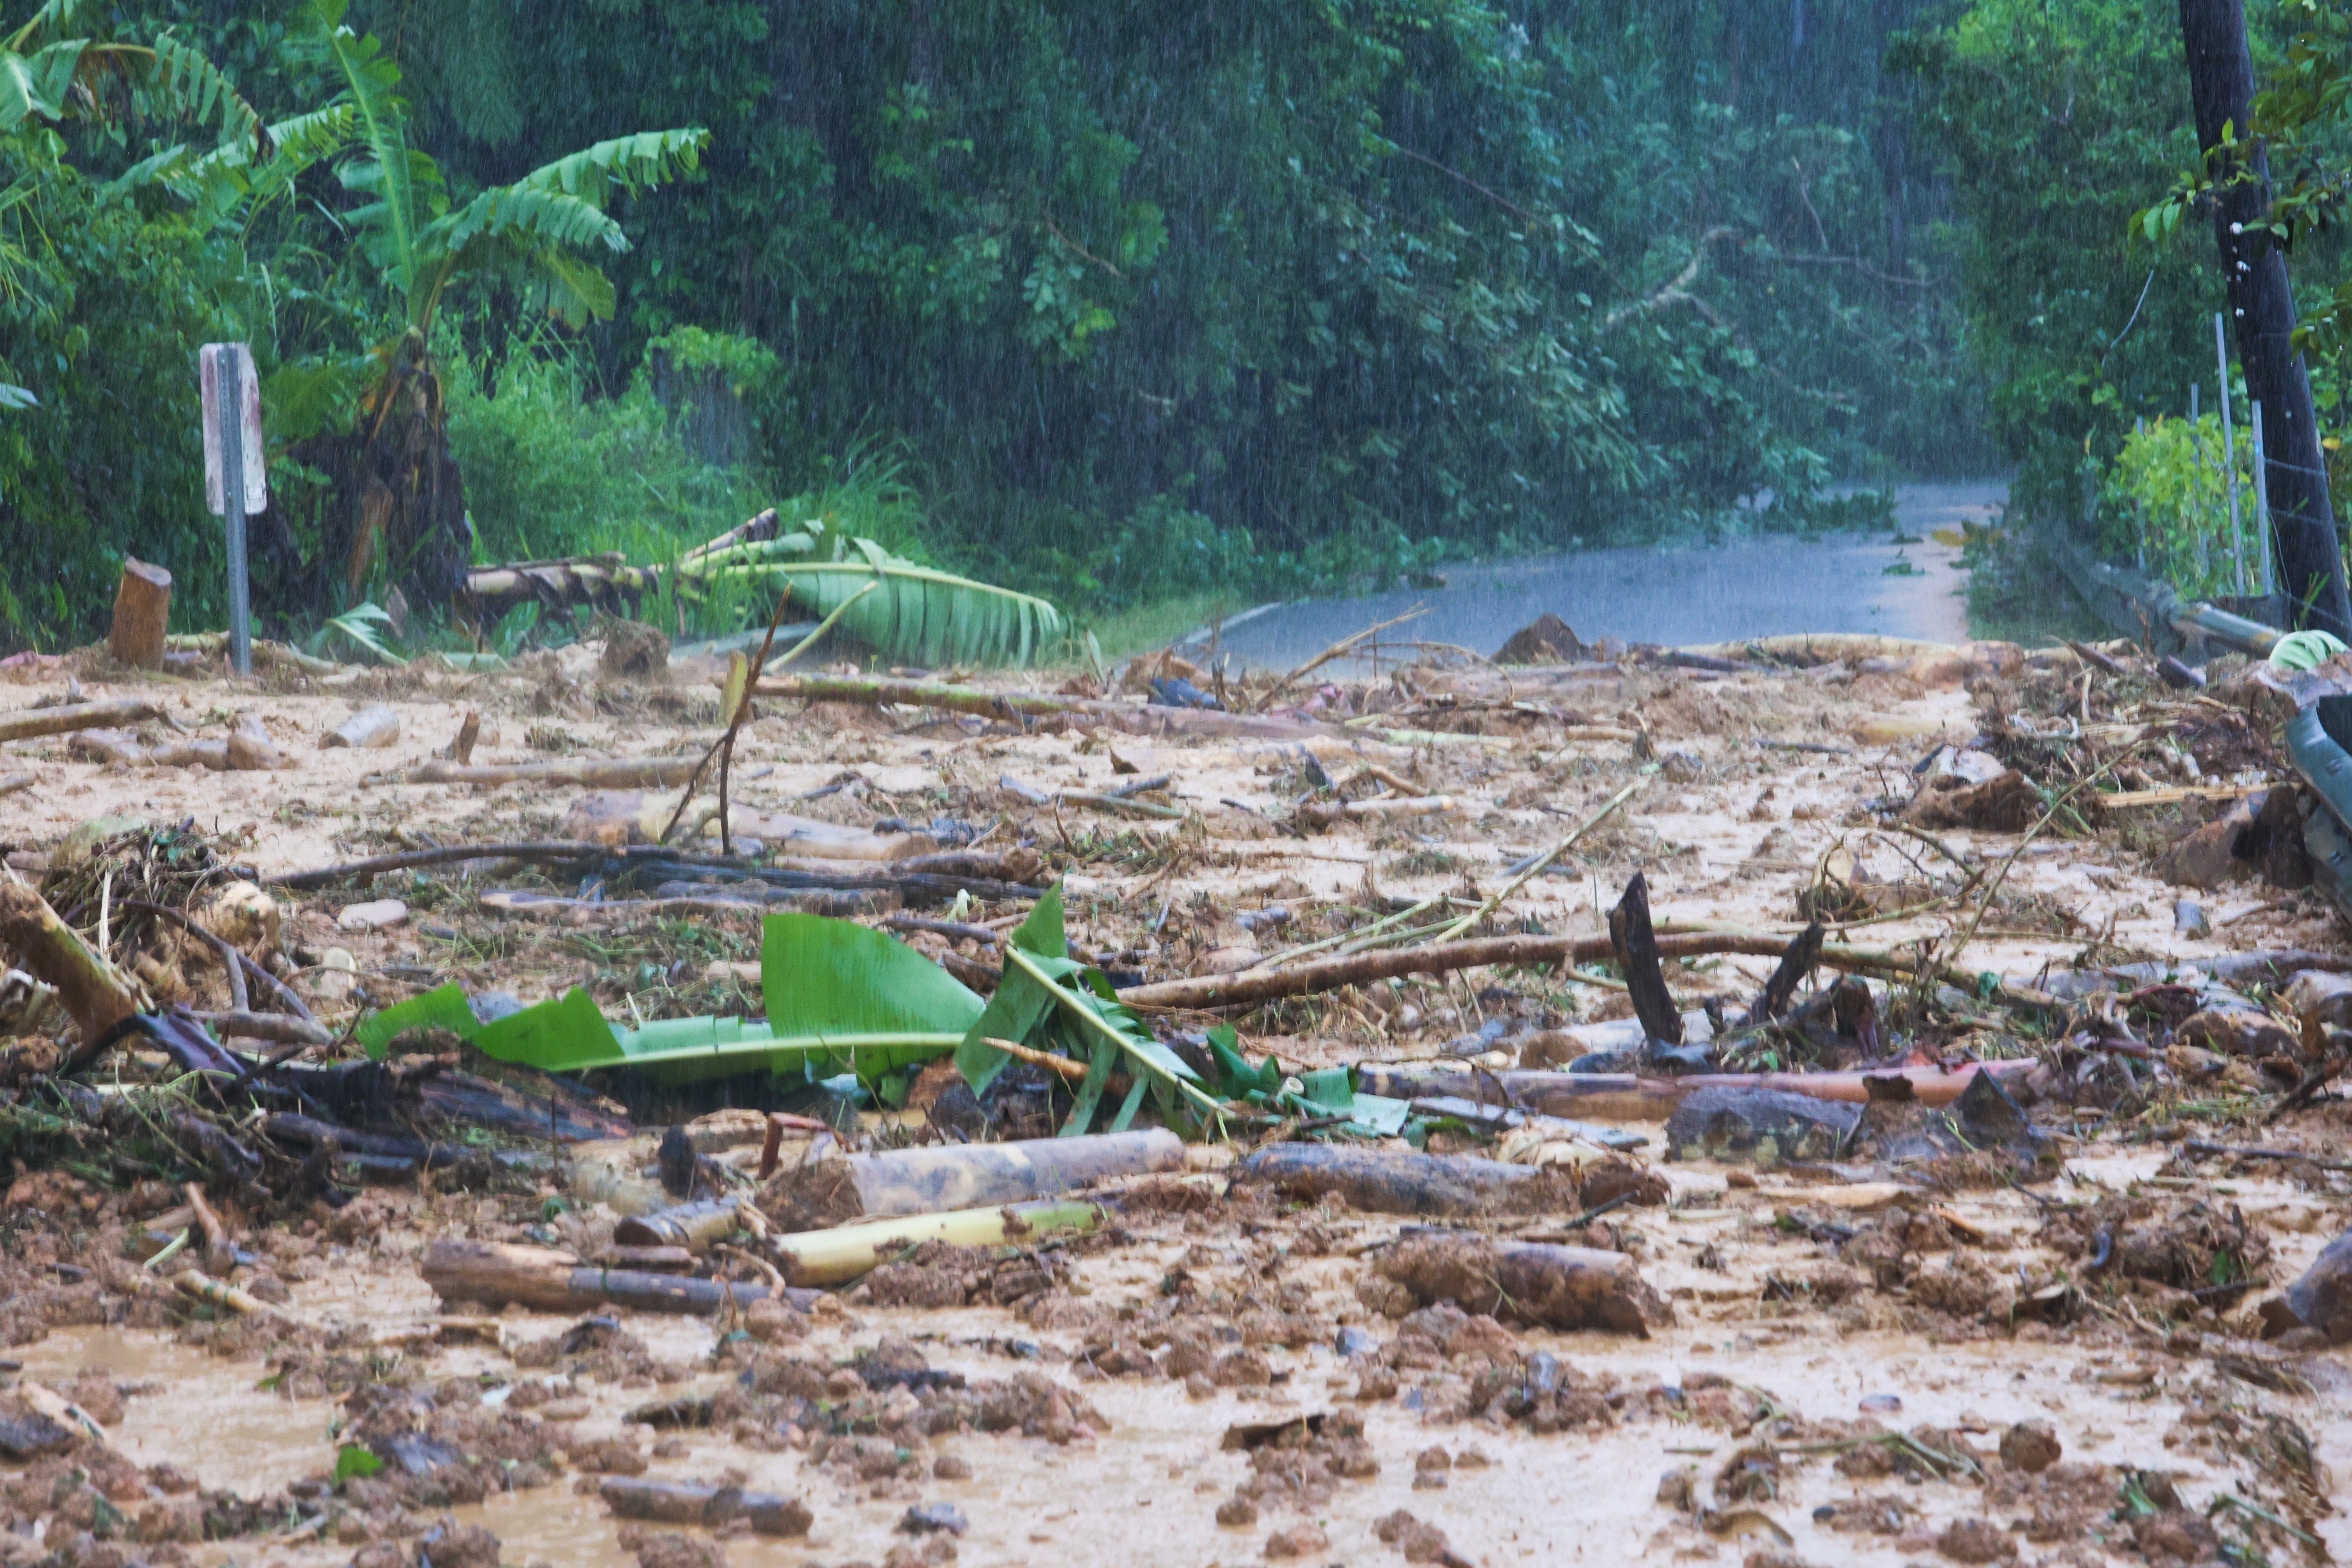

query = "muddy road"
[1200, 482, 2000, 673]
[1, 600, 2350, 1568]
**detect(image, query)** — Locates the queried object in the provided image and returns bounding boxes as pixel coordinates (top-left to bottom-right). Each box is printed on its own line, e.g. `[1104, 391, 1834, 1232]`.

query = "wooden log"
[445, 708, 480, 764]
[770, 1199, 1103, 1286]
[1354, 1060, 2040, 1124]
[322, 705, 400, 749]
[0, 696, 168, 744]
[420, 1239, 817, 1315]
[760, 1130, 1184, 1230]
[597, 1477, 812, 1537]
[1235, 1144, 1579, 1218]
[0, 871, 143, 1064]
[1377, 1234, 1672, 1335]
[1609, 872, 1681, 1046]
[107, 559, 172, 670]
[613, 1198, 742, 1255]
[406, 757, 704, 787]
[1298, 795, 1458, 827]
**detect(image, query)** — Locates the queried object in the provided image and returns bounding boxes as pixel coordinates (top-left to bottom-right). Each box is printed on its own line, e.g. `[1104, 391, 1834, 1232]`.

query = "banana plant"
[462, 513, 1068, 668]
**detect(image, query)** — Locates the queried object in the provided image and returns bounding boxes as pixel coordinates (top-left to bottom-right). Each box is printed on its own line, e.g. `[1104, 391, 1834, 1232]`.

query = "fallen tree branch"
[1355, 1060, 2039, 1123]
[1250, 606, 1429, 714]
[1114, 925, 2062, 1012]
[0, 870, 144, 1064]
[405, 758, 705, 788]
[269, 842, 603, 889]
[747, 673, 1337, 741]
[0, 696, 169, 744]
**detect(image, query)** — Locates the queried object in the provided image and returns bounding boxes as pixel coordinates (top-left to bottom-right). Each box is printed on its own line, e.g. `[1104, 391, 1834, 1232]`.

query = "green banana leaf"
[704, 534, 1065, 668]
[352, 915, 981, 1086]
[951, 884, 1217, 1133]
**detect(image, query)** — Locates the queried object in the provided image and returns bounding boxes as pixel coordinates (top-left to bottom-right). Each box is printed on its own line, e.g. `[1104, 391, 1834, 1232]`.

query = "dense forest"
[4, 0, 2351, 653]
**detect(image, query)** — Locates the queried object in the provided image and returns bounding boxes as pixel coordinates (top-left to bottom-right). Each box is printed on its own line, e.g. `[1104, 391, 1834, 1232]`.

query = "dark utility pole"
[2179, 0, 2352, 637]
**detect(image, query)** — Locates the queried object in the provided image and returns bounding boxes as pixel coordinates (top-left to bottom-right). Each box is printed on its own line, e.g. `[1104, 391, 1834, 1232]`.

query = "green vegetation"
[0, 0, 1998, 655]
[23, 0, 2352, 654]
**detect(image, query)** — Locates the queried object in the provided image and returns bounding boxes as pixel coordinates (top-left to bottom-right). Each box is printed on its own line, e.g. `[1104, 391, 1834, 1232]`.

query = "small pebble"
[1999, 1419, 2062, 1474]
[899, 1504, 966, 1537]
[1858, 1392, 1903, 1414]
[337, 898, 408, 933]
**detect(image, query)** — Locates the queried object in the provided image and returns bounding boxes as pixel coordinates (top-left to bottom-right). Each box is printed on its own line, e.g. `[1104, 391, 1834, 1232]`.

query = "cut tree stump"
[108, 559, 172, 670]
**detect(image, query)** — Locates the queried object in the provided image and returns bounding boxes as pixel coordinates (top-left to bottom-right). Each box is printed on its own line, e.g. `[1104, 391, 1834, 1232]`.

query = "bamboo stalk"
[771, 1199, 1102, 1286]
[745, 673, 1335, 741]
[1435, 778, 1640, 941]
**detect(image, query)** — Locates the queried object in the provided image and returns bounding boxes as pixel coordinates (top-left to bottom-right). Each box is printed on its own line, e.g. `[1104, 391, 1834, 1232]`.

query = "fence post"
[201, 343, 261, 677]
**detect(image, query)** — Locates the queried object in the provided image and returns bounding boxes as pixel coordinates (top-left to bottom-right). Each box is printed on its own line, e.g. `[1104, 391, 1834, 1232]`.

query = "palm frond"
[716, 547, 1067, 667]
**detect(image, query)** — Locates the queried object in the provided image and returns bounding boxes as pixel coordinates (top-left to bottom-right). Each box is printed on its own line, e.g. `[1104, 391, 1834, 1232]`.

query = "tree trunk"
[2180, 0, 2352, 638]
[282, 331, 476, 622]
[107, 560, 172, 670]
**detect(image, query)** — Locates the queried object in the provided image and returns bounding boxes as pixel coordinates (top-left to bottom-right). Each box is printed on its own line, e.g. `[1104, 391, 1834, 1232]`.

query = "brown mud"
[2, 624, 2350, 1568]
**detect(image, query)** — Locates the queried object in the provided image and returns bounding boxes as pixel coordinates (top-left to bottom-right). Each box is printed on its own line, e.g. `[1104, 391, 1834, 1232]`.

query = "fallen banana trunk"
[598, 1478, 812, 1537]
[173, 1271, 297, 1323]
[771, 1199, 1103, 1286]
[422, 1239, 818, 1315]
[1114, 927, 2063, 1013]
[747, 672, 1334, 741]
[1378, 1234, 1672, 1335]
[760, 1129, 1183, 1230]
[0, 871, 144, 1066]
[1355, 1060, 2040, 1124]
[408, 757, 705, 787]
[1237, 1144, 1580, 1217]
[613, 1199, 742, 1255]
[2, 696, 170, 743]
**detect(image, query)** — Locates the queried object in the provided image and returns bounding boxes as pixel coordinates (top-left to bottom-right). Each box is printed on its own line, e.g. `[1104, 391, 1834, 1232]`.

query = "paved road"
[1188, 481, 2004, 673]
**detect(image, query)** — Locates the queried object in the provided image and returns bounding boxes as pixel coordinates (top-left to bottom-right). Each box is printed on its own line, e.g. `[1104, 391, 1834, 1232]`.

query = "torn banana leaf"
[354, 915, 979, 1085]
[954, 884, 1219, 1133]
[1204, 1022, 1409, 1137]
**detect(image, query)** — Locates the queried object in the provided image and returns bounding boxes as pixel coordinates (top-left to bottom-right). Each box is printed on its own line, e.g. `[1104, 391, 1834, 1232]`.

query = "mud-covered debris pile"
[0, 614, 2348, 1565]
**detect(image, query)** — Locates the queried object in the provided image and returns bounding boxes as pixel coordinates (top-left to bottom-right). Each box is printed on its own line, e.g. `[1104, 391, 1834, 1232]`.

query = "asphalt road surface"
[1188, 481, 2003, 674]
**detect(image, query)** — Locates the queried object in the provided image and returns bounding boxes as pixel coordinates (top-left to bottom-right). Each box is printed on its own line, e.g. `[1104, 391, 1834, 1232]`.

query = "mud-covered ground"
[1, 625, 2348, 1568]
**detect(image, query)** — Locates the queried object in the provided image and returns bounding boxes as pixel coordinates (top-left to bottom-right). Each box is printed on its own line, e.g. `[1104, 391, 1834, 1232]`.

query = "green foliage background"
[11, 0, 2199, 654]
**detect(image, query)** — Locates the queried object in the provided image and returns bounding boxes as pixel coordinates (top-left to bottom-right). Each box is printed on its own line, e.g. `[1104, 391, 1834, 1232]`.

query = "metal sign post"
[200, 343, 264, 677]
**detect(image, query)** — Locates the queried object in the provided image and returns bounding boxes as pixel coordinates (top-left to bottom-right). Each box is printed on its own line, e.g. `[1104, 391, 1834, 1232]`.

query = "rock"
[337, 898, 409, 933]
[0, 1403, 76, 1459]
[322, 704, 400, 749]
[1857, 1393, 1902, 1415]
[415, 1517, 502, 1568]
[2283, 970, 2352, 1035]
[1933, 1518, 2016, 1563]
[1373, 1510, 1458, 1564]
[2160, 788, 2313, 891]
[900, 1504, 967, 1536]
[1848, 1067, 2054, 1176]
[1905, 769, 2042, 833]
[931, 1455, 971, 1480]
[1998, 1419, 2061, 1473]
[315, 947, 357, 999]
[1377, 1234, 1673, 1336]
[2174, 899, 2209, 937]
[1494, 613, 1587, 665]
[600, 621, 671, 683]
[2174, 1006, 2301, 1060]
[199, 881, 279, 959]
[1664, 1086, 1861, 1164]
[1263, 1523, 1329, 1559]
[2281, 1227, 2352, 1343]
[1216, 1498, 1260, 1527]
[225, 716, 285, 770]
